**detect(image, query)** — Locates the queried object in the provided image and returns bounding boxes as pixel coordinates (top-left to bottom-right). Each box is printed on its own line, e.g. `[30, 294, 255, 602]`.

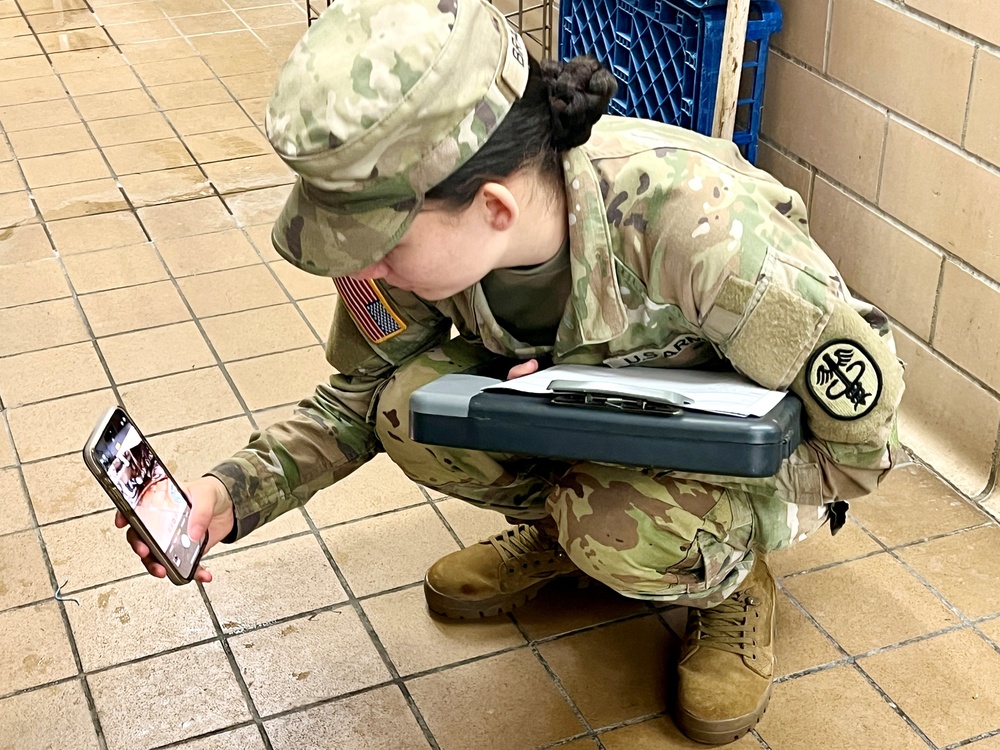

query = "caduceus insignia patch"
[805, 339, 882, 420]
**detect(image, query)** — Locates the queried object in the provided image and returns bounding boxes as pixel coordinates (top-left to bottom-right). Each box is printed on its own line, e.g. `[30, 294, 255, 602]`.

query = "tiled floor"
[2, 1, 1000, 749]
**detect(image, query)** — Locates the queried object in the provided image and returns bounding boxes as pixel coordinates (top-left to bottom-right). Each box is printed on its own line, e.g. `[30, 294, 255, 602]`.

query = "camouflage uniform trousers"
[375, 338, 829, 608]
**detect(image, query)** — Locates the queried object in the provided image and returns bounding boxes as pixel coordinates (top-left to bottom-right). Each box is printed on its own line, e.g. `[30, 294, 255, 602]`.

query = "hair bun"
[540, 56, 618, 151]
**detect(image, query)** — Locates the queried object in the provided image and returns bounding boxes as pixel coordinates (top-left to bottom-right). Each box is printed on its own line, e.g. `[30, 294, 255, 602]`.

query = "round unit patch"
[805, 339, 882, 420]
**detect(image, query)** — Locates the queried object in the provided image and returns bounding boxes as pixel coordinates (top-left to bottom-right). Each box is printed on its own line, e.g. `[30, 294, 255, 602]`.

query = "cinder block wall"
[758, 0, 1000, 512]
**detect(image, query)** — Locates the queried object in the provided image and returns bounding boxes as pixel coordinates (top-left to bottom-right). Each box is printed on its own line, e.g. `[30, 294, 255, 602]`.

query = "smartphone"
[83, 407, 207, 585]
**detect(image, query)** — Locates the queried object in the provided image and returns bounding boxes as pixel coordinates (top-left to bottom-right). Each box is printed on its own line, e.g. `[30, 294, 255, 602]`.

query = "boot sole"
[674, 676, 773, 745]
[423, 572, 589, 620]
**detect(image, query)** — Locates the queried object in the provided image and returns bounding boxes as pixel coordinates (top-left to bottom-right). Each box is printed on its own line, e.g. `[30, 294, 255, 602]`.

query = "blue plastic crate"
[559, 0, 782, 163]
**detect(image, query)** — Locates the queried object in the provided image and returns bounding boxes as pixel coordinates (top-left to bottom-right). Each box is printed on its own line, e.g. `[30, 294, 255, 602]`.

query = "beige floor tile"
[0, 258, 69, 308]
[33, 177, 130, 221]
[0, 601, 77, 694]
[255, 24, 306, 59]
[42, 509, 148, 592]
[8, 387, 113, 462]
[187, 29, 266, 58]
[48, 211, 147, 254]
[0, 297, 88, 356]
[0, 414, 14, 467]
[897, 525, 1000, 619]
[204, 508, 311, 556]
[240, 97, 268, 126]
[967, 735, 1000, 750]
[159, 0, 228, 15]
[268, 260, 337, 301]
[63, 243, 167, 294]
[177, 264, 287, 318]
[770, 520, 882, 578]
[38, 27, 112, 53]
[201, 304, 317, 362]
[238, 6, 304, 28]
[783, 553, 960, 655]
[93, 2, 165, 25]
[0, 14, 32, 35]
[98, 321, 216, 384]
[0, 159, 24, 193]
[8, 122, 96, 158]
[978, 617, 1000, 646]
[0, 97, 79, 131]
[156, 229, 261, 278]
[244, 222, 283, 262]
[22, 452, 113, 525]
[860, 629, 1000, 747]
[167, 101, 255, 136]
[20, 0, 88, 13]
[104, 138, 196, 176]
[222, 70, 279, 101]
[852, 463, 987, 547]
[79, 279, 191, 337]
[204, 534, 346, 633]
[0, 467, 32, 534]
[250, 403, 296, 430]
[203, 153, 295, 193]
[174, 10, 244, 35]
[601, 716, 760, 749]
[0, 136, 8, 161]
[407, 648, 584, 750]
[758, 665, 927, 750]
[224, 185, 290, 227]
[0, 191, 36, 228]
[60, 65, 140, 97]
[265, 686, 429, 750]
[226, 346, 330, 410]
[48, 47, 124, 73]
[119, 367, 243, 434]
[0, 73, 64, 107]
[297, 296, 334, 338]
[151, 79, 233, 110]
[435, 497, 513, 546]
[89, 112, 174, 148]
[66, 573, 216, 671]
[0, 35, 43, 59]
[20, 149, 111, 189]
[25, 9, 95, 34]
[0, 56, 51, 82]
[0, 528, 51, 610]
[120, 166, 214, 207]
[537, 615, 677, 727]
[0, 680, 100, 750]
[132, 56, 214, 87]
[172, 725, 267, 750]
[0, 341, 109, 408]
[514, 579, 651, 641]
[117, 37, 198, 64]
[321, 505, 459, 597]
[306, 454, 426, 528]
[139, 196, 236, 241]
[105, 19, 178, 45]
[362, 585, 526, 676]
[89, 642, 251, 750]
[230, 607, 392, 716]
[0, 224, 52, 265]
[148, 415, 254, 481]
[204, 50, 278, 78]
[74, 88, 155, 121]
[773, 588, 842, 677]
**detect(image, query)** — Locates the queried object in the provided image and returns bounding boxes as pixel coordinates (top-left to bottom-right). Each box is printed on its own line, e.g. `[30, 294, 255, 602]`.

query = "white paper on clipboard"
[483, 364, 786, 417]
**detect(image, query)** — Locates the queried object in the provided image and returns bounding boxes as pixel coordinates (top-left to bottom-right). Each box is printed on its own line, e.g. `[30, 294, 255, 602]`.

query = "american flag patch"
[333, 277, 407, 344]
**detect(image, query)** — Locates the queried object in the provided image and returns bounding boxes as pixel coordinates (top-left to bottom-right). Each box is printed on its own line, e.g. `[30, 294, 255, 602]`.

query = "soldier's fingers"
[114, 511, 128, 529]
[194, 566, 213, 584]
[125, 527, 150, 558]
[507, 359, 539, 380]
[144, 560, 167, 579]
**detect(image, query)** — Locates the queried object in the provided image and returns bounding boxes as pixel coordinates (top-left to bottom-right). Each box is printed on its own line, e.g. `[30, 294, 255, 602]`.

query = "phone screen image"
[93, 412, 201, 576]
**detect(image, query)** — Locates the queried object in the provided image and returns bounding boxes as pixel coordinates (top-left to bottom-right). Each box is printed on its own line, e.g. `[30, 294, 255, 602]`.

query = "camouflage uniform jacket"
[210, 117, 903, 540]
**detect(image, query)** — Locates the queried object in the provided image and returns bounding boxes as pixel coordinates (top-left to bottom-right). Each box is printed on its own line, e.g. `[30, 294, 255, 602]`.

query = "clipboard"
[409, 372, 804, 477]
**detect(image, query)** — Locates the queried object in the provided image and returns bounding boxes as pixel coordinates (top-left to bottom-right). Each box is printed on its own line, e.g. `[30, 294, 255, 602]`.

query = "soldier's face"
[349, 195, 511, 301]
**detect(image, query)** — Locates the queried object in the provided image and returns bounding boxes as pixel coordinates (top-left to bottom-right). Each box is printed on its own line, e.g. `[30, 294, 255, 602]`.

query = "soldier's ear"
[477, 181, 519, 232]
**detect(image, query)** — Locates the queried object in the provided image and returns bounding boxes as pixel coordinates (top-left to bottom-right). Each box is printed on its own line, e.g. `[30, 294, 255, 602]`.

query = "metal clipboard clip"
[547, 379, 693, 417]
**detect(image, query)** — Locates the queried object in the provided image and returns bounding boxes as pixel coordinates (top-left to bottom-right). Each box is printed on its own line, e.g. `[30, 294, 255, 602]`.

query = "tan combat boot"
[423, 522, 583, 619]
[675, 556, 776, 745]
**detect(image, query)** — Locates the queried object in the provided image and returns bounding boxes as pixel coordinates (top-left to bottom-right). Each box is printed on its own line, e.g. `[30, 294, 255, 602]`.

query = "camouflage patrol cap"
[265, 0, 531, 277]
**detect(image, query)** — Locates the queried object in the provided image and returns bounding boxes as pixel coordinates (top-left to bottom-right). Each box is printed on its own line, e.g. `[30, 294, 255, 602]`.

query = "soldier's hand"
[114, 475, 235, 583]
[507, 358, 541, 380]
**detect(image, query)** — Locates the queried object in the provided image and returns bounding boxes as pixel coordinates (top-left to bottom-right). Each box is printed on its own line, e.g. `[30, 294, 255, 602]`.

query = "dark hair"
[425, 55, 617, 208]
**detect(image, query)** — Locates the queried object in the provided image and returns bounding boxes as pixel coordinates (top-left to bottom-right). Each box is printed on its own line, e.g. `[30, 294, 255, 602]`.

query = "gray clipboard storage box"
[409, 374, 804, 478]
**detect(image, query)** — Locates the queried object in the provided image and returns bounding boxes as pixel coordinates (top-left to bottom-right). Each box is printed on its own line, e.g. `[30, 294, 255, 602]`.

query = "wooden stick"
[712, 0, 751, 140]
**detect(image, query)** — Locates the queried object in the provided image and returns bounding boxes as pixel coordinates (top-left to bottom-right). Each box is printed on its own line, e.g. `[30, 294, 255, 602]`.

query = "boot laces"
[691, 590, 760, 657]
[489, 525, 565, 572]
